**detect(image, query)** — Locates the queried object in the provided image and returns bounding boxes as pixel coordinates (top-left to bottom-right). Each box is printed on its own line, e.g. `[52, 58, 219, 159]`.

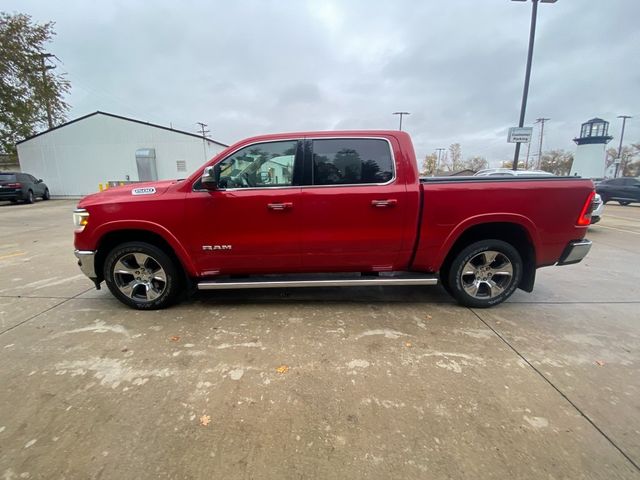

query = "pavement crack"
[0, 288, 94, 336]
[470, 308, 640, 473]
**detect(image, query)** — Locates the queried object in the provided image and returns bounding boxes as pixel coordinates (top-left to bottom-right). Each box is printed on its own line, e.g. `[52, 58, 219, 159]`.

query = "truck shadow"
[188, 285, 455, 306]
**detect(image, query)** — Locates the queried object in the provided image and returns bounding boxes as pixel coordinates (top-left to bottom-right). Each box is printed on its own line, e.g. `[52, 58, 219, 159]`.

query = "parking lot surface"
[1, 199, 639, 479]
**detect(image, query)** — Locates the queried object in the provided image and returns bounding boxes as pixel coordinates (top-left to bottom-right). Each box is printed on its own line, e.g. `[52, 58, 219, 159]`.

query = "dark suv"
[596, 177, 640, 206]
[0, 172, 50, 204]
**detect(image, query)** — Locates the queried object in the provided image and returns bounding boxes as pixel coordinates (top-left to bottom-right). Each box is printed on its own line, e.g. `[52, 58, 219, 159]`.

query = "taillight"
[577, 191, 596, 226]
[6, 182, 22, 188]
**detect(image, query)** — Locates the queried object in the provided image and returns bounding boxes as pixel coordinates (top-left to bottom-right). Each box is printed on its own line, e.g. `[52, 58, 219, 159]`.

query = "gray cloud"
[5, 0, 640, 165]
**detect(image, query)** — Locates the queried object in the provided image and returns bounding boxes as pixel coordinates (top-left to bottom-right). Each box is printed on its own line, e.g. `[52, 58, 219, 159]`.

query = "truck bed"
[413, 176, 595, 271]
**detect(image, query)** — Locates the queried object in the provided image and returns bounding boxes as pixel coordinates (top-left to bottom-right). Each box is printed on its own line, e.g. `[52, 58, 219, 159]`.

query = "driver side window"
[217, 140, 298, 189]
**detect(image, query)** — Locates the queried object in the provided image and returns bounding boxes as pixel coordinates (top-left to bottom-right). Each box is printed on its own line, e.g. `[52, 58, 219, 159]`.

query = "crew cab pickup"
[73, 131, 595, 310]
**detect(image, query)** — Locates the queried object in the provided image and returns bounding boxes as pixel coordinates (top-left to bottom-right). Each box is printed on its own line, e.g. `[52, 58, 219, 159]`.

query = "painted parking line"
[0, 251, 26, 260]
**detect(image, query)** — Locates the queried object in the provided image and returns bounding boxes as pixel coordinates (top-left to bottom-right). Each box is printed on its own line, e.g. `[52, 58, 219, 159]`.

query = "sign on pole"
[507, 127, 533, 143]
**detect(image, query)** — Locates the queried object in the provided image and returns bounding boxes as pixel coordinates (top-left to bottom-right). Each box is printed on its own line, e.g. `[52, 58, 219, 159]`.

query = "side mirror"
[201, 165, 220, 190]
[38, 179, 43, 183]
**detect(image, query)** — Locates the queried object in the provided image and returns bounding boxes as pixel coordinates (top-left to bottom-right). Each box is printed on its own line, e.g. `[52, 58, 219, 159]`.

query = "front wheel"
[446, 239, 522, 308]
[104, 242, 182, 309]
[42, 188, 50, 200]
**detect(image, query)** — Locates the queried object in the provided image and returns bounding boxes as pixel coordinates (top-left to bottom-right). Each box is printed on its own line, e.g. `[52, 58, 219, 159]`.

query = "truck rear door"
[298, 137, 412, 271]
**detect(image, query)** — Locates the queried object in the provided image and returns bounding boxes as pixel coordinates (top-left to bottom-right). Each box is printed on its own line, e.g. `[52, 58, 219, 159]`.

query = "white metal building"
[16, 111, 227, 197]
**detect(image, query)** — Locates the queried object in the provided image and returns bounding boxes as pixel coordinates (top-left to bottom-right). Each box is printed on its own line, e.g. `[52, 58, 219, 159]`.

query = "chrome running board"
[197, 273, 438, 290]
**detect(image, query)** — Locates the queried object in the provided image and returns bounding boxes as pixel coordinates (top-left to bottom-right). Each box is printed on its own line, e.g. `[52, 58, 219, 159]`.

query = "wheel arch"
[439, 220, 537, 292]
[94, 227, 195, 284]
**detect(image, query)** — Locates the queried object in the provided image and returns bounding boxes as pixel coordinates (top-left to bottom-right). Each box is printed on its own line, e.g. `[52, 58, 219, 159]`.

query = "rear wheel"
[104, 242, 181, 309]
[618, 200, 631, 206]
[446, 239, 522, 308]
[25, 190, 34, 204]
[600, 195, 609, 204]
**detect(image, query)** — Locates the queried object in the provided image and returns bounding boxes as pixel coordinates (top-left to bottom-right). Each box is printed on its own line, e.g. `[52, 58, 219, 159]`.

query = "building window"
[176, 160, 187, 172]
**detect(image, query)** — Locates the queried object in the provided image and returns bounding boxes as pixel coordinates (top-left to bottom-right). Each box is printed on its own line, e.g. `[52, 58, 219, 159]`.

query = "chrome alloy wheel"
[460, 250, 513, 299]
[112, 252, 167, 302]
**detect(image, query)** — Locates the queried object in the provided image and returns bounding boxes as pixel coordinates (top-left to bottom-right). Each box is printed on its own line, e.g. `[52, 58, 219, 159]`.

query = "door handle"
[371, 199, 397, 208]
[267, 202, 293, 211]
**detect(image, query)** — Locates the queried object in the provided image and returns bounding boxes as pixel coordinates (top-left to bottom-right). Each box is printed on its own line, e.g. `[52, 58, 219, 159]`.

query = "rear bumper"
[557, 240, 592, 266]
[74, 249, 97, 279]
[0, 190, 22, 200]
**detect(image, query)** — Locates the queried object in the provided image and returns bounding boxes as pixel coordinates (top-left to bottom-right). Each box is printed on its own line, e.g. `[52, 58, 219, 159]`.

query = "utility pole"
[196, 122, 211, 162]
[435, 148, 446, 174]
[615, 115, 632, 178]
[393, 112, 410, 131]
[39, 53, 56, 129]
[535, 117, 550, 169]
[525, 136, 532, 170]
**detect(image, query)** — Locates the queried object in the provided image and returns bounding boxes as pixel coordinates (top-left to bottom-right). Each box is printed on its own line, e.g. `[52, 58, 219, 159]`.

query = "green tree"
[0, 12, 70, 154]
[539, 149, 573, 175]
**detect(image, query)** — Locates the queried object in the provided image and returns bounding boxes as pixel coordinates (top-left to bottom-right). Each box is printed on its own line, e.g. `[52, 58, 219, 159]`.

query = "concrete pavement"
[0, 199, 639, 479]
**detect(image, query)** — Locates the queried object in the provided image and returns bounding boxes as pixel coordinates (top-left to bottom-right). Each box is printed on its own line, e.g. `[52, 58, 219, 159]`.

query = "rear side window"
[311, 139, 394, 185]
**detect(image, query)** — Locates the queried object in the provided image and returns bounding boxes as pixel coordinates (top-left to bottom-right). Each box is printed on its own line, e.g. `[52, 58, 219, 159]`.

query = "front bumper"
[74, 249, 97, 278]
[557, 240, 592, 266]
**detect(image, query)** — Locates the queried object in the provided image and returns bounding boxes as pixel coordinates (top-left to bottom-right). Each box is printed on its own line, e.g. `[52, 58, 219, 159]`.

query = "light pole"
[511, 0, 557, 170]
[393, 112, 410, 131]
[615, 115, 632, 178]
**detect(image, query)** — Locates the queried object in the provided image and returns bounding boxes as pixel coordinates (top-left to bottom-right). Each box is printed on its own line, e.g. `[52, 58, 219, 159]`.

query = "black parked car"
[0, 172, 50, 204]
[596, 177, 640, 206]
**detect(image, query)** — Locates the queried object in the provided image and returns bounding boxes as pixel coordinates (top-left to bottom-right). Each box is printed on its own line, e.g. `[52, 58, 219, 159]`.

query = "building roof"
[585, 117, 607, 124]
[16, 111, 228, 147]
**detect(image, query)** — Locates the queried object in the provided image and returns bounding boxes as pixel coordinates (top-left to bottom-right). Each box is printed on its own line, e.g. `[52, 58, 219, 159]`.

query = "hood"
[78, 179, 178, 208]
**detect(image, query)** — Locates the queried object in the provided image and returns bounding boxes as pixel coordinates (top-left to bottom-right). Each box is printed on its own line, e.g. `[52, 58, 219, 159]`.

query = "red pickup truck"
[73, 131, 595, 310]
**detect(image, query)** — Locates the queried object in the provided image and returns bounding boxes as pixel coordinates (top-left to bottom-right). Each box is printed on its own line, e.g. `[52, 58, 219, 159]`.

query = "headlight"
[73, 209, 89, 231]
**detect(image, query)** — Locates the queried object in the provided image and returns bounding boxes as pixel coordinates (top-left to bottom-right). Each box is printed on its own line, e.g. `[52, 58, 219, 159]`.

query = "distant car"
[591, 193, 604, 224]
[596, 177, 640, 206]
[0, 172, 50, 204]
[474, 168, 555, 177]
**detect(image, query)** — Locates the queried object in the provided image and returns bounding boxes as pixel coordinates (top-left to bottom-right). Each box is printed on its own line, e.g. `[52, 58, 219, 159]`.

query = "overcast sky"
[5, 0, 640, 165]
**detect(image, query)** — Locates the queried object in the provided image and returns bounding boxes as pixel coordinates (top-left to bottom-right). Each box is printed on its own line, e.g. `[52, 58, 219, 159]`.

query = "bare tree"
[461, 156, 488, 172]
[421, 153, 437, 175]
[539, 150, 573, 175]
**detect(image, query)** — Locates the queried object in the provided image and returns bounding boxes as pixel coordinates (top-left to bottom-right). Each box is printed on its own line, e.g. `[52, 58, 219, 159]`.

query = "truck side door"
[183, 139, 303, 276]
[298, 137, 414, 271]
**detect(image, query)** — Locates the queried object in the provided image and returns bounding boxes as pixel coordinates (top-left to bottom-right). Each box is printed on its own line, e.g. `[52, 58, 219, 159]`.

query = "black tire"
[103, 241, 182, 310]
[42, 188, 50, 200]
[618, 201, 631, 206]
[446, 239, 522, 308]
[600, 195, 609, 204]
[25, 190, 34, 204]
